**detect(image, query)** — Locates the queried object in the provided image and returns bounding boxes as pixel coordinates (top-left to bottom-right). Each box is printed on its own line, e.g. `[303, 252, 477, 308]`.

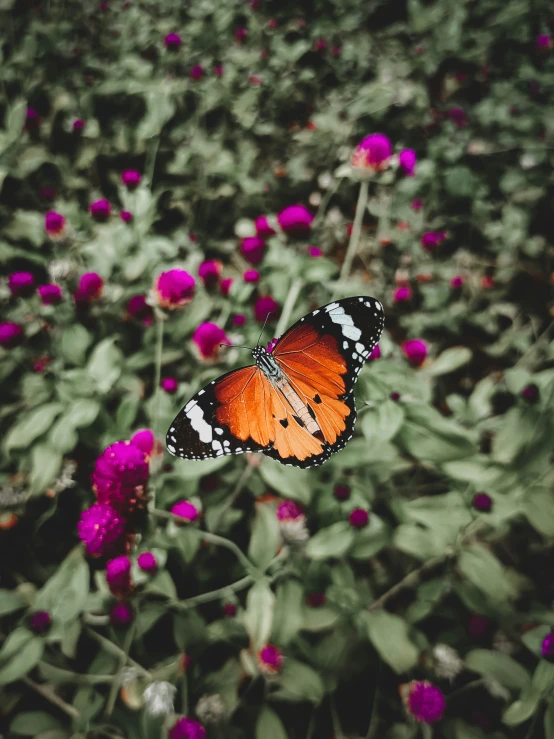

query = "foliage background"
[1, 0, 554, 737]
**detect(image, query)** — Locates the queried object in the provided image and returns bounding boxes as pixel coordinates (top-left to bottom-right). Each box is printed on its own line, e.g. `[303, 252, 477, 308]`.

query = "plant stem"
[22, 676, 80, 719]
[337, 178, 369, 290]
[171, 575, 254, 610]
[208, 464, 255, 532]
[275, 277, 303, 338]
[105, 624, 136, 717]
[85, 627, 151, 679]
[150, 312, 165, 510]
[146, 134, 160, 187]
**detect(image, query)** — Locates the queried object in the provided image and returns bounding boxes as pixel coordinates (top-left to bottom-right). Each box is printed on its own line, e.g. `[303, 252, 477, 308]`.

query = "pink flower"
[241, 236, 266, 265]
[0, 322, 23, 349]
[235, 27, 247, 43]
[277, 500, 304, 522]
[190, 64, 204, 80]
[161, 377, 178, 394]
[472, 493, 492, 512]
[277, 205, 313, 236]
[399, 148, 417, 176]
[77, 503, 127, 558]
[450, 275, 465, 288]
[30, 611, 51, 634]
[106, 555, 132, 595]
[93, 441, 149, 517]
[45, 211, 66, 235]
[421, 230, 447, 252]
[448, 107, 468, 128]
[541, 632, 554, 660]
[233, 314, 245, 326]
[154, 269, 195, 309]
[126, 295, 153, 325]
[367, 344, 381, 361]
[120, 210, 133, 222]
[198, 260, 222, 288]
[402, 339, 428, 367]
[254, 295, 280, 323]
[171, 500, 199, 522]
[8, 272, 35, 298]
[351, 133, 392, 171]
[89, 199, 111, 221]
[25, 107, 41, 130]
[224, 603, 237, 617]
[394, 285, 412, 302]
[254, 216, 276, 237]
[349, 508, 369, 528]
[192, 322, 230, 359]
[333, 484, 350, 501]
[266, 338, 279, 353]
[258, 644, 283, 674]
[121, 170, 142, 190]
[403, 681, 446, 724]
[536, 34, 552, 50]
[72, 118, 85, 132]
[169, 717, 206, 739]
[110, 602, 134, 627]
[137, 552, 157, 573]
[308, 246, 323, 257]
[74, 272, 104, 304]
[221, 277, 234, 297]
[164, 33, 182, 50]
[130, 429, 156, 458]
[214, 64, 224, 77]
[411, 199, 423, 211]
[38, 284, 63, 305]
[244, 269, 259, 283]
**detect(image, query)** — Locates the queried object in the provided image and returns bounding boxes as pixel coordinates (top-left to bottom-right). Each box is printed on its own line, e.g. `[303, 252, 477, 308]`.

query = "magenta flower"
[399, 148, 417, 176]
[233, 314, 245, 325]
[121, 170, 142, 190]
[30, 611, 51, 634]
[93, 441, 149, 517]
[450, 275, 465, 288]
[130, 429, 156, 458]
[72, 118, 85, 132]
[258, 644, 283, 674]
[192, 322, 230, 359]
[161, 377, 178, 394]
[448, 107, 468, 128]
[472, 493, 492, 512]
[235, 27, 247, 43]
[314, 39, 327, 51]
[241, 236, 266, 265]
[394, 285, 412, 302]
[8, 272, 35, 298]
[521, 384, 539, 403]
[255, 216, 276, 238]
[164, 32, 182, 50]
[277, 205, 314, 236]
[390, 391, 401, 401]
[214, 63, 224, 77]
[404, 681, 446, 724]
[536, 34, 552, 50]
[106, 555, 132, 595]
[137, 552, 157, 573]
[38, 284, 63, 305]
[332, 45, 341, 56]
[368, 344, 381, 361]
[220, 277, 233, 296]
[120, 210, 133, 223]
[351, 133, 392, 171]
[25, 107, 41, 130]
[89, 199, 111, 221]
[244, 269, 259, 283]
[126, 294, 154, 325]
[169, 717, 206, 739]
[349, 508, 369, 528]
[74, 272, 104, 304]
[421, 230, 447, 252]
[541, 632, 554, 661]
[254, 295, 280, 323]
[0, 322, 23, 349]
[45, 211, 66, 236]
[110, 601, 134, 627]
[333, 484, 350, 501]
[411, 199, 423, 211]
[171, 500, 199, 522]
[266, 338, 279, 353]
[402, 339, 428, 367]
[190, 64, 204, 80]
[224, 603, 237, 617]
[277, 500, 304, 522]
[154, 269, 195, 309]
[198, 260, 222, 288]
[77, 503, 127, 558]
[308, 246, 323, 257]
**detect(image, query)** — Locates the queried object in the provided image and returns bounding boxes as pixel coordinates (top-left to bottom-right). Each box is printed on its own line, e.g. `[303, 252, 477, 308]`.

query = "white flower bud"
[143, 681, 177, 716]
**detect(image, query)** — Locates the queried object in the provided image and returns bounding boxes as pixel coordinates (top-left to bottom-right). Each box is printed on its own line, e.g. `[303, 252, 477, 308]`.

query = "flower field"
[1, 0, 554, 737]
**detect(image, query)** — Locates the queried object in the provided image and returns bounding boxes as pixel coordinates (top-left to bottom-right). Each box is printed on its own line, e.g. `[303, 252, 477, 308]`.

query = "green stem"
[337, 178, 369, 290]
[275, 277, 303, 338]
[23, 676, 80, 719]
[150, 312, 165, 510]
[86, 627, 151, 679]
[171, 575, 254, 610]
[146, 135, 160, 187]
[330, 695, 344, 738]
[208, 464, 255, 532]
[105, 624, 136, 717]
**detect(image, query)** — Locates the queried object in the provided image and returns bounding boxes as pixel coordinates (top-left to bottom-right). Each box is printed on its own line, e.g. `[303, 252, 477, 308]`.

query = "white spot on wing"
[342, 325, 362, 341]
[325, 302, 339, 312]
[355, 342, 365, 354]
[188, 404, 213, 443]
[168, 444, 176, 453]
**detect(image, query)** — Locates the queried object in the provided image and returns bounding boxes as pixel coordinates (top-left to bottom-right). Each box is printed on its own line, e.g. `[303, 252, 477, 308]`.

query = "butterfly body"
[167, 296, 384, 468]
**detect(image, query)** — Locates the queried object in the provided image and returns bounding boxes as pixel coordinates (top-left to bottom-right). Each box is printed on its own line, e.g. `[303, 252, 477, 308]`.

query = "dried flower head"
[143, 681, 177, 716]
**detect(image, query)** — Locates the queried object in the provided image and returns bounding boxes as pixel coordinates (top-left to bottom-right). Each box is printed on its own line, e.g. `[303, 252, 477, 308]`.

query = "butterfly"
[166, 296, 385, 468]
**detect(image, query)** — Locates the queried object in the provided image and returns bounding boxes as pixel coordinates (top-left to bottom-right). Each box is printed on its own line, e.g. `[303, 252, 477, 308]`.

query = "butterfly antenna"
[220, 344, 251, 350]
[256, 312, 272, 348]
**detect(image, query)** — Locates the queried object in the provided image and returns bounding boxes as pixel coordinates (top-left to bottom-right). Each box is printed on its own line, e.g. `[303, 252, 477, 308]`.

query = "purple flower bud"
[221, 277, 233, 297]
[254, 216, 276, 238]
[126, 294, 153, 325]
[258, 644, 283, 674]
[89, 199, 111, 221]
[154, 269, 195, 309]
[403, 681, 446, 724]
[349, 508, 369, 528]
[308, 246, 323, 257]
[307, 592, 326, 607]
[243, 269, 259, 283]
[169, 717, 206, 739]
[277, 205, 314, 236]
[368, 344, 381, 361]
[254, 295, 280, 323]
[171, 500, 199, 522]
[277, 500, 304, 522]
[448, 107, 468, 128]
[421, 231, 447, 252]
[164, 33, 182, 50]
[235, 27, 247, 43]
[241, 236, 266, 265]
[198, 260, 222, 288]
[0, 322, 23, 349]
[333, 484, 350, 501]
[120, 210, 133, 223]
[390, 391, 401, 401]
[8, 272, 35, 298]
[77, 503, 127, 558]
[472, 493, 492, 512]
[45, 211, 66, 236]
[106, 555, 132, 595]
[193, 322, 230, 359]
[73, 118, 86, 132]
[541, 632, 554, 661]
[224, 603, 237, 617]
[402, 339, 428, 367]
[190, 64, 204, 80]
[536, 34, 552, 50]
[450, 275, 465, 288]
[25, 108, 41, 130]
[38, 284, 63, 305]
[352, 133, 392, 171]
[30, 611, 51, 634]
[394, 285, 412, 302]
[399, 148, 417, 176]
[232, 314, 245, 326]
[137, 552, 157, 573]
[411, 199, 423, 211]
[110, 601, 134, 627]
[130, 429, 156, 458]
[121, 170, 142, 190]
[214, 64, 224, 77]
[74, 272, 104, 304]
[161, 377, 178, 394]
[521, 384, 539, 403]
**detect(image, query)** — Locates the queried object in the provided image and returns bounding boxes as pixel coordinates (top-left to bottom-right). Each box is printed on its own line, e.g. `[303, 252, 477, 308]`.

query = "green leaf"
[5, 403, 64, 451]
[64, 398, 101, 428]
[272, 659, 325, 704]
[256, 707, 288, 739]
[34, 546, 89, 624]
[30, 443, 63, 495]
[0, 589, 27, 616]
[396, 403, 476, 463]
[144, 571, 177, 599]
[444, 166, 477, 198]
[135, 604, 166, 638]
[364, 610, 419, 673]
[523, 488, 554, 537]
[426, 347, 472, 376]
[272, 580, 304, 646]
[86, 337, 122, 394]
[545, 697, 554, 739]
[10, 711, 64, 735]
[362, 400, 404, 442]
[4, 210, 45, 246]
[258, 459, 313, 504]
[0, 628, 44, 685]
[60, 325, 92, 366]
[458, 545, 519, 604]
[242, 578, 274, 651]
[248, 504, 280, 570]
[349, 514, 389, 560]
[502, 685, 541, 726]
[465, 649, 531, 690]
[6, 99, 27, 141]
[305, 522, 355, 560]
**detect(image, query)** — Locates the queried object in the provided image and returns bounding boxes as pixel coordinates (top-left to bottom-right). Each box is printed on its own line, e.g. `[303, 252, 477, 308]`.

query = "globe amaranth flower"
[77, 502, 127, 557]
[277, 500, 304, 522]
[536, 34, 552, 50]
[220, 277, 233, 297]
[421, 230, 447, 252]
[351, 133, 392, 171]
[154, 269, 195, 309]
[192, 322, 230, 360]
[8, 272, 35, 298]
[143, 681, 177, 716]
[89, 199, 111, 221]
[277, 205, 314, 236]
[45, 211, 66, 236]
[266, 338, 279, 353]
[164, 32, 182, 50]
[137, 551, 157, 573]
[198, 260, 222, 288]
[390, 391, 401, 401]
[120, 210, 133, 223]
[171, 500, 199, 522]
[411, 199, 423, 211]
[74, 272, 104, 304]
[481, 275, 495, 289]
[472, 492, 492, 512]
[349, 508, 369, 528]
[399, 148, 417, 176]
[402, 681, 446, 724]
[244, 269, 259, 283]
[33, 356, 51, 374]
[541, 632, 554, 661]
[190, 64, 204, 80]
[521, 384, 539, 403]
[235, 27, 247, 43]
[214, 63, 224, 77]
[308, 246, 323, 257]
[196, 694, 226, 725]
[0, 323, 23, 349]
[277, 500, 308, 543]
[334, 483, 351, 501]
[110, 601, 134, 627]
[106, 555, 132, 595]
[93, 441, 149, 517]
[25, 107, 41, 130]
[448, 107, 468, 128]
[232, 314, 245, 326]
[224, 603, 237, 617]
[169, 717, 206, 739]
[314, 38, 327, 51]
[30, 611, 52, 634]
[161, 377, 178, 394]
[402, 339, 428, 368]
[368, 344, 381, 361]
[130, 429, 156, 459]
[394, 285, 412, 302]
[72, 118, 85, 132]
[254, 295, 280, 323]
[450, 275, 465, 289]
[255, 215, 276, 238]
[258, 644, 284, 675]
[38, 284, 63, 305]
[121, 170, 142, 190]
[126, 294, 154, 325]
[241, 236, 265, 265]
